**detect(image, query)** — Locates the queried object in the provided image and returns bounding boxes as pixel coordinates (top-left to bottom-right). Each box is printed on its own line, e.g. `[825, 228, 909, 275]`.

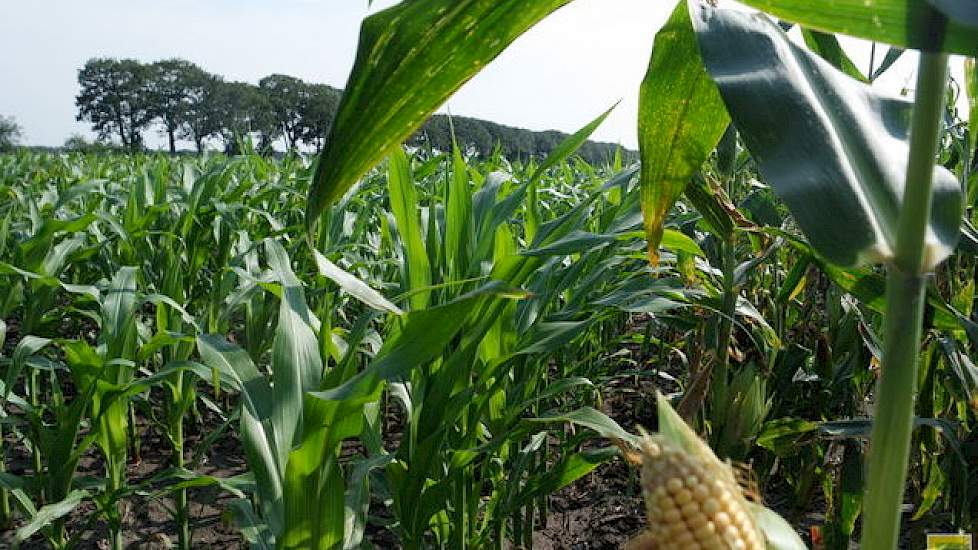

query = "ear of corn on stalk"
[629, 434, 764, 550]
[624, 393, 784, 550]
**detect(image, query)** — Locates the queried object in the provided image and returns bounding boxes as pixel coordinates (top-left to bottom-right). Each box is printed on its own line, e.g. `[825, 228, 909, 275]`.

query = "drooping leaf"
[313, 249, 402, 314]
[691, 4, 962, 269]
[528, 407, 641, 447]
[639, 0, 730, 265]
[661, 228, 706, 257]
[736, 0, 978, 55]
[307, 0, 574, 225]
[17, 490, 90, 542]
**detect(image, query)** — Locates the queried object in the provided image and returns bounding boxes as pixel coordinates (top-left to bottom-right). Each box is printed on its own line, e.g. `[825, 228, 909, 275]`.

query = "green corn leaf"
[229, 498, 275, 550]
[343, 454, 394, 550]
[661, 228, 705, 257]
[502, 447, 618, 515]
[870, 47, 905, 81]
[17, 490, 90, 542]
[692, 4, 962, 269]
[444, 146, 473, 282]
[639, 0, 730, 265]
[683, 174, 735, 238]
[528, 407, 640, 447]
[837, 442, 864, 538]
[800, 29, 867, 82]
[737, 0, 978, 55]
[309, 282, 508, 404]
[150, 468, 250, 499]
[101, 266, 139, 361]
[306, 0, 574, 225]
[939, 337, 978, 410]
[387, 148, 432, 311]
[265, 239, 324, 464]
[281, 448, 344, 550]
[313, 249, 402, 314]
[967, 58, 977, 172]
[197, 334, 283, 536]
[3, 336, 52, 403]
[527, 104, 617, 243]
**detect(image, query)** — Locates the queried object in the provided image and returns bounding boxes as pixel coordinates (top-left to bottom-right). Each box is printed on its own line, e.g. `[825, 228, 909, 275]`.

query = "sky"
[0, 1, 969, 151]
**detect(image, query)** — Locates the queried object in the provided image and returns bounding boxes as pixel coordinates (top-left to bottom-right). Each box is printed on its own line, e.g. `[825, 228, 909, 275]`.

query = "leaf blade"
[307, 0, 574, 225]
[639, 0, 730, 265]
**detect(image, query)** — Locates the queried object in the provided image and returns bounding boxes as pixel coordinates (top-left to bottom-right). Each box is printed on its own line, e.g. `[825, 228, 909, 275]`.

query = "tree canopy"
[74, 57, 630, 162]
[0, 115, 22, 152]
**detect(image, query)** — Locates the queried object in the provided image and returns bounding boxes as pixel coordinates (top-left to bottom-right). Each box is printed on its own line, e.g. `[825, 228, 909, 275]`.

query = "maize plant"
[1, 0, 978, 548]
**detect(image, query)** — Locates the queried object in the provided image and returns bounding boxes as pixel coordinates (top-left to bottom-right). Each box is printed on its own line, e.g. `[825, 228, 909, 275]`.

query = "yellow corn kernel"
[628, 434, 765, 550]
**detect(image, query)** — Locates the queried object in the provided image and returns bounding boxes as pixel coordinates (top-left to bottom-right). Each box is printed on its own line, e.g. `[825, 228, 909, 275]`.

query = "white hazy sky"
[0, 1, 968, 150]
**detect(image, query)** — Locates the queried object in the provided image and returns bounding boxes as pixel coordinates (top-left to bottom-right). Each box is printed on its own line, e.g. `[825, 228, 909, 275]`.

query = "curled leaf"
[691, 3, 962, 269]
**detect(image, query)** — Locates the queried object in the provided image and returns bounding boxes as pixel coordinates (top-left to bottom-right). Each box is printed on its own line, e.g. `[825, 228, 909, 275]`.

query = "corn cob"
[626, 434, 765, 550]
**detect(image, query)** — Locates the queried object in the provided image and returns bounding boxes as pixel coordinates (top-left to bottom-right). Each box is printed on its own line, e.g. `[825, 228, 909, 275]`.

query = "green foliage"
[691, 3, 962, 269]
[144, 59, 214, 153]
[0, 115, 21, 152]
[6, 1, 978, 549]
[306, 0, 574, 225]
[738, 0, 978, 54]
[637, 0, 729, 264]
[75, 58, 153, 151]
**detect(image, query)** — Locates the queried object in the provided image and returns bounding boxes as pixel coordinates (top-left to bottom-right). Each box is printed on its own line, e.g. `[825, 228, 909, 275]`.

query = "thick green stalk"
[861, 52, 949, 550]
[716, 233, 737, 371]
[713, 232, 738, 413]
[0, 424, 9, 529]
[174, 375, 191, 550]
[109, 459, 125, 550]
[29, 369, 43, 498]
[714, 126, 739, 406]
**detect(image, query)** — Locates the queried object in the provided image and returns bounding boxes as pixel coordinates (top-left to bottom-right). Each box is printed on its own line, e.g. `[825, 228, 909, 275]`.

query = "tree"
[0, 115, 22, 152]
[145, 59, 211, 153]
[210, 81, 273, 155]
[259, 74, 309, 150]
[298, 83, 341, 152]
[76, 58, 152, 151]
[63, 134, 116, 154]
[179, 71, 225, 153]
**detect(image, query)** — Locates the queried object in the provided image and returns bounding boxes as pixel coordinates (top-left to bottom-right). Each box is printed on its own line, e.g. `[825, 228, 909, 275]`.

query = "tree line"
[75, 58, 630, 162]
[76, 58, 336, 154]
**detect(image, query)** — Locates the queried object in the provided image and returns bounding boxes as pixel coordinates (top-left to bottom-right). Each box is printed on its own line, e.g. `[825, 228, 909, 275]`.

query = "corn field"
[2, 1, 978, 549]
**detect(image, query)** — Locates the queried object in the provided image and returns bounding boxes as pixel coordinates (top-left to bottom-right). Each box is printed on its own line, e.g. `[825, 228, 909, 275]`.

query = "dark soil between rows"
[0, 315, 909, 549]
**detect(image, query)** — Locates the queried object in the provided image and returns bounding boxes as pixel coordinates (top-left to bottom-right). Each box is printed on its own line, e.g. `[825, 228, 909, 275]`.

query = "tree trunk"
[117, 118, 129, 149]
[168, 128, 176, 154]
[195, 136, 203, 155]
